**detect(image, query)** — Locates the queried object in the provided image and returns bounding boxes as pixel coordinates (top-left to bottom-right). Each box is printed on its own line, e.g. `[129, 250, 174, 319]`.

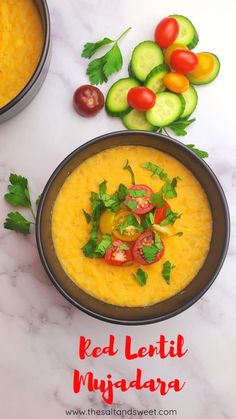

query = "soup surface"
[52, 146, 212, 307]
[0, 0, 43, 108]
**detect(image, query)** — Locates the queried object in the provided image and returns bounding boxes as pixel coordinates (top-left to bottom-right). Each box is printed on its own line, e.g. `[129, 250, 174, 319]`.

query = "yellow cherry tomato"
[188, 52, 215, 79]
[164, 43, 188, 66]
[163, 72, 189, 93]
[99, 210, 142, 241]
[99, 211, 115, 234]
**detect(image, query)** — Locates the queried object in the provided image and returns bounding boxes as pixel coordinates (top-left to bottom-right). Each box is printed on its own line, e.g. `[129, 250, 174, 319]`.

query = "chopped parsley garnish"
[149, 192, 165, 207]
[160, 209, 181, 226]
[143, 231, 163, 263]
[167, 117, 196, 136]
[162, 177, 179, 199]
[117, 184, 128, 201]
[187, 144, 209, 159]
[118, 243, 129, 251]
[123, 160, 135, 185]
[95, 234, 112, 255]
[141, 212, 155, 231]
[174, 232, 183, 237]
[125, 200, 137, 211]
[162, 261, 176, 285]
[117, 214, 142, 234]
[127, 189, 146, 198]
[133, 268, 148, 286]
[83, 209, 91, 224]
[142, 162, 170, 183]
[4, 212, 32, 235]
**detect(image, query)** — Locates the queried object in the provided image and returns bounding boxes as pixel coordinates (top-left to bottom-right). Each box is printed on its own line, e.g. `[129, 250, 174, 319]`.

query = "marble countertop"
[0, 0, 236, 418]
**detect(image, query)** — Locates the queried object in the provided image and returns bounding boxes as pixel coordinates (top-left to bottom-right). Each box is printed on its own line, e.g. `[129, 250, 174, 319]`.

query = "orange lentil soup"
[52, 146, 212, 307]
[0, 0, 44, 108]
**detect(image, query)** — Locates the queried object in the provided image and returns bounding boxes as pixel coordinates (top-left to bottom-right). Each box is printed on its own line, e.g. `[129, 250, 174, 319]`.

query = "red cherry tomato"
[154, 201, 171, 225]
[154, 17, 179, 49]
[170, 50, 198, 74]
[127, 87, 156, 111]
[73, 85, 104, 117]
[132, 230, 165, 265]
[125, 185, 154, 215]
[104, 240, 133, 266]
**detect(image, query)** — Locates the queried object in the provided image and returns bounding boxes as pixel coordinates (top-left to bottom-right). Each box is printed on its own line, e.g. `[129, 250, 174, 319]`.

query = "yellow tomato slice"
[113, 210, 142, 242]
[188, 52, 215, 79]
[164, 43, 188, 66]
[99, 211, 115, 234]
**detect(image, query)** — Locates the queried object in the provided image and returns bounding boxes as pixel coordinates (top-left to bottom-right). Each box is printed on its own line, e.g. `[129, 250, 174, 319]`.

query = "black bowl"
[36, 131, 230, 325]
[0, 0, 51, 124]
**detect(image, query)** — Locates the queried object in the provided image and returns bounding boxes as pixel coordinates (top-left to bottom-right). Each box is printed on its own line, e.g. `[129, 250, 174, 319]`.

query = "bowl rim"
[36, 130, 231, 325]
[0, 0, 51, 116]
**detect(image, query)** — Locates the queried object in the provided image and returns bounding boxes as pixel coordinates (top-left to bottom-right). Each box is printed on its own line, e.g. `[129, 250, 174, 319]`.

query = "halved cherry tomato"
[154, 201, 171, 225]
[113, 211, 142, 242]
[132, 230, 165, 265]
[170, 50, 198, 74]
[73, 85, 104, 117]
[99, 211, 115, 234]
[154, 17, 179, 49]
[188, 52, 215, 79]
[125, 185, 154, 215]
[104, 240, 133, 266]
[164, 43, 188, 66]
[163, 72, 189, 93]
[127, 87, 156, 111]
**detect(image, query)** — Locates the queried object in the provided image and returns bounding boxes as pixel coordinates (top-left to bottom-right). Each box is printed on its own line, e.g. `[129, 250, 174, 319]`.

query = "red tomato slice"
[154, 201, 171, 225]
[104, 240, 133, 266]
[132, 230, 165, 265]
[154, 17, 179, 49]
[170, 50, 198, 74]
[125, 185, 154, 215]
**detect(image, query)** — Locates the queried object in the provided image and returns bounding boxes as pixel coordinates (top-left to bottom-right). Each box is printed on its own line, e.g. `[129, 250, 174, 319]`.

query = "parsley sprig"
[4, 174, 36, 234]
[162, 261, 176, 285]
[134, 268, 148, 286]
[187, 144, 209, 159]
[142, 231, 163, 264]
[82, 27, 132, 85]
[142, 162, 179, 199]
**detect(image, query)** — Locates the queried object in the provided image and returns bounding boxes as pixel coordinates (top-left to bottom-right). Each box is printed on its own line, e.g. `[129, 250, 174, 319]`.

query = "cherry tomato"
[170, 50, 198, 74]
[163, 72, 189, 93]
[104, 240, 133, 266]
[132, 230, 165, 265]
[154, 17, 179, 49]
[113, 211, 142, 242]
[188, 52, 215, 79]
[154, 201, 171, 225]
[164, 43, 188, 66]
[125, 185, 154, 215]
[99, 211, 115, 234]
[73, 85, 104, 117]
[127, 87, 156, 111]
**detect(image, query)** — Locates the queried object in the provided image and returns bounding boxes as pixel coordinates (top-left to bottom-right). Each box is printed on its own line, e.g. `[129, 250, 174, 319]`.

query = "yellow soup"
[0, 0, 43, 108]
[52, 146, 212, 307]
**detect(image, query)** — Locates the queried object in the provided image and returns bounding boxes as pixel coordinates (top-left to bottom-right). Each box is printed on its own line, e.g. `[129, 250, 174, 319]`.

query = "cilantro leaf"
[143, 245, 159, 263]
[149, 192, 165, 207]
[162, 261, 176, 285]
[133, 268, 148, 287]
[118, 243, 129, 251]
[117, 184, 128, 201]
[4, 212, 31, 234]
[82, 37, 113, 59]
[83, 209, 91, 224]
[123, 160, 135, 185]
[168, 118, 196, 136]
[142, 162, 170, 183]
[160, 209, 181, 226]
[103, 43, 123, 78]
[117, 214, 142, 234]
[162, 177, 179, 199]
[141, 212, 155, 231]
[125, 200, 137, 211]
[127, 189, 146, 198]
[187, 144, 209, 159]
[95, 234, 112, 256]
[4, 174, 31, 208]
[99, 180, 107, 196]
[82, 239, 101, 258]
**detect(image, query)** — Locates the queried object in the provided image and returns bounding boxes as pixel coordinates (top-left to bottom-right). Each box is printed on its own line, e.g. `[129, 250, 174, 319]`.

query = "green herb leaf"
[118, 214, 142, 234]
[133, 268, 148, 287]
[99, 180, 107, 196]
[118, 243, 129, 251]
[123, 160, 135, 185]
[142, 232, 163, 263]
[103, 43, 123, 78]
[117, 184, 128, 201]
[187, 144, 209, 159]
[142, 162, 170, 183]
[162, 261, 176, 285]
[168, 118, 196, 136]
[125, 200, 137, 211]
[86, 57, 108, 85]
[162, 177, 179, 199]
[83, 209, 91, 224]
[4, 211, 31, 234]
[174, 232, 183, 237]
[154, 231, 163, 251]
[127, 189, 146, 198]
[4, 174, 31, 208]
[36, 195, 41, 206]
[82, 37, 113, 59]
[95, 234, 112, 255]
[149, 192, 165, 207]
[141, 212, 155, 231]
[160, 209, 181, 226]
[82, 238, 101, 258]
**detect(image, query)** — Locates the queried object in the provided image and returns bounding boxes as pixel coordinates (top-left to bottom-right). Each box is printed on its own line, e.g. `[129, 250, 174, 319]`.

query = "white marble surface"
[0, 0, 236, 418]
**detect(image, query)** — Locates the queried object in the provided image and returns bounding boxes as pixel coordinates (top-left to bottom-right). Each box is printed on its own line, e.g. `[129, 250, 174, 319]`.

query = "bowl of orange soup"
[0, 0, 51, 123]
[36, 131, 230, 324]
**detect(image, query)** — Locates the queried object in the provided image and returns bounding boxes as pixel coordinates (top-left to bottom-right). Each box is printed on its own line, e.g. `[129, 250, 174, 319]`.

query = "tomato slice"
[113, 210, 142, 242]
[104, 240, 133, 266]
[132, 230, 164, 265]
[125, 185, 154, 215]
[154, 201, 171, 225]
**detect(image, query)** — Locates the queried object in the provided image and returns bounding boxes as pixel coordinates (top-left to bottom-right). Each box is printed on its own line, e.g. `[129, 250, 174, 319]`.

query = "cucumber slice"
[105, 78, 140, 117]
[122, 109, 156, 132]
[146, 92, 185, 127]
[180, 85, 198, 118]
[187, 53, 220, 85]
[170, 15, 199, 49]
[130, 41, 164, 82]
[144, 64, 169, 93]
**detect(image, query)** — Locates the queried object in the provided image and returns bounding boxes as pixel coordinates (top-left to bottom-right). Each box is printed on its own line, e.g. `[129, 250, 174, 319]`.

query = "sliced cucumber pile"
[130, 41, 164, 82]
[146, 92, 185, 127]
[144, 64, 169, 93]
[123, 109, 156, 132]
[187, 53, 220, 85]
[106, 78, 140, 117]
[180, 85, 198, 118]
[170, 15, 199, 49]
